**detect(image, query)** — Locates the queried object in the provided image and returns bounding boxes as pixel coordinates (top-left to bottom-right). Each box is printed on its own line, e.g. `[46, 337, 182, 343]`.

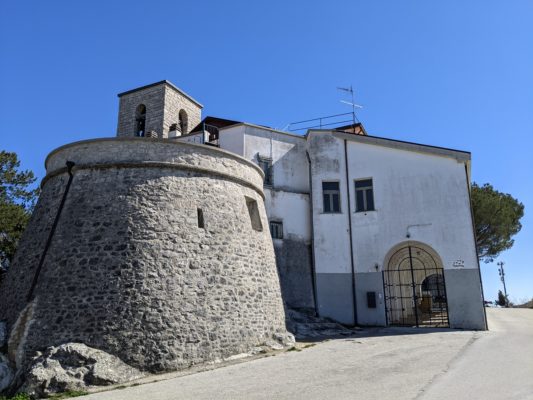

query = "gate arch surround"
[382, 241, 449, 327]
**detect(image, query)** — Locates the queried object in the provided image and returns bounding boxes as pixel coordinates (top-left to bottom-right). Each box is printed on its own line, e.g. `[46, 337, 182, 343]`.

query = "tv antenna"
[337, 85, 362, 124]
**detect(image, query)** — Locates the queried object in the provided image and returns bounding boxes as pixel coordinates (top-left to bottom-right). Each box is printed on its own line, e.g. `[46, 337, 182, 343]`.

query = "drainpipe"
[27, 161, 75, 302]
[305, 150, 319, 316]
[464, 163, 489, 330]
[344, 139, 358, 326]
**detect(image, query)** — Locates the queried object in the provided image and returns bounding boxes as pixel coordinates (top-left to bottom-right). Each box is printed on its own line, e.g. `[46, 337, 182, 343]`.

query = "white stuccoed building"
[116, 81, 487, 330]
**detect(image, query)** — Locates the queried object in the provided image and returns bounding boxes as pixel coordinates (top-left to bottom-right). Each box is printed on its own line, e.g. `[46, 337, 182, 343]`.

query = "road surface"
[85, 308, 533, 400]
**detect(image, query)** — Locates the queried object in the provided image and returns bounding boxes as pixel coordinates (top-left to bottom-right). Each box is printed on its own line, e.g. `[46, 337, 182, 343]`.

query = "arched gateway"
[383, 242, 449, 327]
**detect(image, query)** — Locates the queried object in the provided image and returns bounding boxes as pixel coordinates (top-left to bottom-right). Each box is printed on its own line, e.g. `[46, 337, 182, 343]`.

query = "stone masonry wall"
[274, 240, 315, 310]
[116, 82, 202, 138]
[162, 85, 202, 137]
[117, 85, 166, 137]
[0, 139, 287, 372]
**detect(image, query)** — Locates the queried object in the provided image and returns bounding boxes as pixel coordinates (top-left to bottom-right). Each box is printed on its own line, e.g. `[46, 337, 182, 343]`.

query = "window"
[367, 292, 377, 309]
[355, 179, 375, 212]
[135, 104, 146, 137]
[258, 156, 273, 186]
[178, 110, 188, 134]
[322, 181, 341, 213]
[269, 221, 283, 239]
[197, 208, 205, 228]
[245, 197, 263, 231]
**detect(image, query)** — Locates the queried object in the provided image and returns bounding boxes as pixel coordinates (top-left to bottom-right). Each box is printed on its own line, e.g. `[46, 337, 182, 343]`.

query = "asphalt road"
[85, 308, 533, 400]
[419, 308, 533, 400]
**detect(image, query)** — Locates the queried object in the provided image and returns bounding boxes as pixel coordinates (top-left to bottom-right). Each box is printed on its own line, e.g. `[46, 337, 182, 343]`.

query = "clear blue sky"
[1, 1, 531, 303]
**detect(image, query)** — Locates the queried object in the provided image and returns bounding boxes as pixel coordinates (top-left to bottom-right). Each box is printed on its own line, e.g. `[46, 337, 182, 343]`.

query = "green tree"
[0, 150, 39, 271]
[496, 290, 508, 307]
[471, 183, 524, 262]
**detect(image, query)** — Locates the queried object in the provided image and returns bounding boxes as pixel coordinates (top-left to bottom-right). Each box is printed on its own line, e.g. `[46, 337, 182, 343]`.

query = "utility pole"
[497, 261, 509, 307]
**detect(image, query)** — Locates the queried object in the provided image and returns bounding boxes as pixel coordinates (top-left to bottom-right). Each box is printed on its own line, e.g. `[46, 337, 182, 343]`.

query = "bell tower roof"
[117, 80, 203, 108]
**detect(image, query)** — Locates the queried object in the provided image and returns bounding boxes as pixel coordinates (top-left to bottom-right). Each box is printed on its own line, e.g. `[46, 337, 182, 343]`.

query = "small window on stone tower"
[245, 197, 263, 232]
[179, 110, 188, 135]
[135, 104, 146, 137]
[197, 208, 205, 228]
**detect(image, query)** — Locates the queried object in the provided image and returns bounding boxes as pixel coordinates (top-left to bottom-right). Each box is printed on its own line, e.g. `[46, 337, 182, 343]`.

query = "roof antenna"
[337, 85, 363, 124]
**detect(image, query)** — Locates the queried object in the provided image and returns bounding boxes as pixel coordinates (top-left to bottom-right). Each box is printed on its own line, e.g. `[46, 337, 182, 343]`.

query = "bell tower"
[116, 80, 203, 138]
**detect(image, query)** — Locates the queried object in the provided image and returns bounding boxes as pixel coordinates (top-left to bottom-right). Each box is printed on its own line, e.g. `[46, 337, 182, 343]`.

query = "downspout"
[344, 139, 358, 326]
[464, 162, 489, 330]
[305, 150, 319, 316]
[27, 161, 75, 302]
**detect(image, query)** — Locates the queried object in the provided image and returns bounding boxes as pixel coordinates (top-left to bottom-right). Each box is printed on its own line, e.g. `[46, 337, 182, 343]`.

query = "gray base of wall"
[315, 269, 486, 330]
[274, 239, 315, 310]
[355, 272, 387, 326]
[444, 268, 487, 330]
[315, 273, 354, 325]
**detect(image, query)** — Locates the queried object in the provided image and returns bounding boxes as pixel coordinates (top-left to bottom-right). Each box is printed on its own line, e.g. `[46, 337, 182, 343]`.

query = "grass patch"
[48, 390, 88, 399]
[0, 390, 88, 400]
[0, 394, 31, 400]
[286, 347, 301, 352]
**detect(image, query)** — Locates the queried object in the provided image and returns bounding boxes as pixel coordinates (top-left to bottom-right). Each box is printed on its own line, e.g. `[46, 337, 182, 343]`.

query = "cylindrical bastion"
[0, 138, 288, 372]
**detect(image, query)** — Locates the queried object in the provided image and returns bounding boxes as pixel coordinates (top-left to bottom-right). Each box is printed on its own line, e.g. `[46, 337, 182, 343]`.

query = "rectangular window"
[258, 156, 273, 186]
[197, 208, 205, 228]
[367, 292, 377, 308]
[245, 197, 263, 232]
[322, 181, 341, 213]
[355, 179, 375, 212]
[269, 221, 283, 239]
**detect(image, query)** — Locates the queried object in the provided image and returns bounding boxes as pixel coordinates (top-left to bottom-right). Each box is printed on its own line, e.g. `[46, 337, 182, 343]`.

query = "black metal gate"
[383, 245, 449, 327]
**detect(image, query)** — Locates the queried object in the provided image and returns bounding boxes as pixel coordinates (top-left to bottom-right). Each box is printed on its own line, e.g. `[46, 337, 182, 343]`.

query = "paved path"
[85, 308, 533, 400]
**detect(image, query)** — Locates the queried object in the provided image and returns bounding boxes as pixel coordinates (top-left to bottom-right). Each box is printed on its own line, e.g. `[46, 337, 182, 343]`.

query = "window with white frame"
[322, 181, 341, 213]
[355, 178, 375, 212]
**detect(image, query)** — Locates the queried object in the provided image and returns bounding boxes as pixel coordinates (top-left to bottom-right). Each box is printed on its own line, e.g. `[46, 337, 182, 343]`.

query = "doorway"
[383, 244, 449, 327]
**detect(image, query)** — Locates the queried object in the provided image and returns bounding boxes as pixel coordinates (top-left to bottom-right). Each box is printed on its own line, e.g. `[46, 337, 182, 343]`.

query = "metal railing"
[288, 112, 357, 132]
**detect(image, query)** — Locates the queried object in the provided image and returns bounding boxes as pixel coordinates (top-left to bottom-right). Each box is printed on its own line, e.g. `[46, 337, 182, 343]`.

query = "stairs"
[286, 308, 357, 340]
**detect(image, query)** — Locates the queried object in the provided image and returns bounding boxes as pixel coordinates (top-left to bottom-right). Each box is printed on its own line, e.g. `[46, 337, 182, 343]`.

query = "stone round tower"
[0, 138, 288, 373]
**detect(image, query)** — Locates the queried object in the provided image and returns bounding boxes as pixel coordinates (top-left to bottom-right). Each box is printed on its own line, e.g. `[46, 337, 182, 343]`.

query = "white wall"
[241, 125, 309, 193]
[176, 131, 205, 144]
[307, 133, 352, 274]
[219, 125, 245, 155]
[219, 123, 311, 240]
[307, 131, 482, 326]
[307, 132, 477, 275]
[264, 189, 311, 241]
[346, 140, 478, 274]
